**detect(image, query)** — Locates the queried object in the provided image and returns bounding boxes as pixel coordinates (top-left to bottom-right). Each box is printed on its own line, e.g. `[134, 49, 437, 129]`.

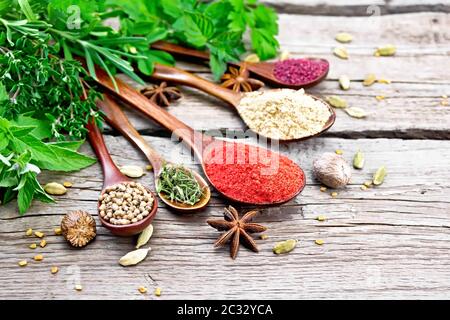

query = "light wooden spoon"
[149, 64, 336, 142]
[97, 95, 211, 211]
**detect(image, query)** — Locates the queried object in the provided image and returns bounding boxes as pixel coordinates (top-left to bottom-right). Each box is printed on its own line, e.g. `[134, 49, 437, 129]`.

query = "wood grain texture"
[261, 0, 450, 15]
[1, 136, 450, 299]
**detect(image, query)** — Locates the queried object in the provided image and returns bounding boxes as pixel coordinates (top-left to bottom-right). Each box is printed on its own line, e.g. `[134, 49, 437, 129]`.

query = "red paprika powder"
[273, 58, 329, 85]
[203, 141, 305, 204]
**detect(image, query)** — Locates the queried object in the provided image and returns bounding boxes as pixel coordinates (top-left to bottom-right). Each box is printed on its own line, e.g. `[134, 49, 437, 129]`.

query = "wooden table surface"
[1, 1, 450, 300]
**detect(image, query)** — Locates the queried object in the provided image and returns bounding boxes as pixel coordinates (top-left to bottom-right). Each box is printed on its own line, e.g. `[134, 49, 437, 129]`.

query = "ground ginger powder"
[237, 89, 331, 140]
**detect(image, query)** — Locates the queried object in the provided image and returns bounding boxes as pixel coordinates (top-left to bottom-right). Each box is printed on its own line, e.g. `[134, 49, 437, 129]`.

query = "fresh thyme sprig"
[156, 165, 204, 206]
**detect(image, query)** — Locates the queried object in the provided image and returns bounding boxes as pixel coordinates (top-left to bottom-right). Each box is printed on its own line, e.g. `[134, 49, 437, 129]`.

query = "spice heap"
[203, 141, 305, 204]
[99, 182, 154, 225]
[237, 89, 332, 140]
[156, 164, 204, 205]
[273, 58, 329, 85]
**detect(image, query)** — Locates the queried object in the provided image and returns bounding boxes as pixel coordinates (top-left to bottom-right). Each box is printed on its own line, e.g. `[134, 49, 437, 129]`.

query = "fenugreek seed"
[339, 75, 351, 90]
[377, 78, 391, 84]
[29, 243, 37, 249]
[279, 50, 290, 61]
[34, 231, 44, 238]
[373, 166, 387, 186]
[40, 239, 47, 248]
[320, 186, 327, 192]
[260, 234, 269, 240]
[315, 239, 325, 245]
[18, 260, 28, 267]
[75, 284, 83, 291]
[138, 286, 147, 294]
[345, 107, 367, 119]
[51, 266, 59, 274]
[273, 239, 297, 254]
[26, 228, 33, 236]
[54, 227, 62, 235]
[63, 181, 73, 188]
[326, 96, 348, 108]
[34, 254, 43, 261]
[335, 149, 343, 155]
[335, 32, 353, 43]
[145, 165, 153, 171]
[442, 95, 448, 99]
[244, 53, 260, 63]
[441, 99, 449, 106]
[331, 192, 338, 198]
[333, 47, 348, 59]
[44, 182, 67, 195]
[363, 74, 376, 86]
[316, 215, 326, 222]
[353, 150, 365, 169]
[364, 181, 373, 188]
[375, 45, 396, 56]
[361, 185, 368, 190]
[154, 287, 162, 297]
[375, 95, 385, 101]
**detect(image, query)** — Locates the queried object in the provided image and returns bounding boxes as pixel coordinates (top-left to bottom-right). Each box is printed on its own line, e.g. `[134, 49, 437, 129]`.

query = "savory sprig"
[156, 165, 204, 206]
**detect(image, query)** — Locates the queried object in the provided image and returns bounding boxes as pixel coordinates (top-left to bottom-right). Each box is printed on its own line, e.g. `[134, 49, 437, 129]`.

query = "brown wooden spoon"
[151, 40, 329, 89]
[86, 119, 158, 236]
[97, 95, 211, 211]
[149, 64, 336, 142]
[93, 69, 306, 206]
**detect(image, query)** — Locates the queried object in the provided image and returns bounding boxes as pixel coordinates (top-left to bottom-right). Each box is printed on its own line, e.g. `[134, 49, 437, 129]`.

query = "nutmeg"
[313, 152, 352, 188]
[61, 210, 96, 247]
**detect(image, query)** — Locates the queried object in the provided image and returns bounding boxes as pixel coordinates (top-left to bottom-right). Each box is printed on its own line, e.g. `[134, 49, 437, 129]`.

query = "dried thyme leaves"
[156, 165, 204, 206]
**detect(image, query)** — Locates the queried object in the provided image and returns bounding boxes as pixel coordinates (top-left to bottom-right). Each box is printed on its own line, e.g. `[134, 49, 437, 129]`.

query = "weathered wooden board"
[261, 0, 450, 15]
[1, 136, 449, 299]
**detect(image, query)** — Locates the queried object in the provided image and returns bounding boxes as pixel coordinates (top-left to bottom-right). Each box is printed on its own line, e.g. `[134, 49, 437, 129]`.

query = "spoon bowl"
[86, 119, 158, 236]
[97, 95, 211, 211]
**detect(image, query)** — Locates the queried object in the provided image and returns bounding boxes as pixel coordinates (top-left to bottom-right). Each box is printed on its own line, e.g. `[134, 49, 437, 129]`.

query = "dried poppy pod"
[61, 210, 97, 247]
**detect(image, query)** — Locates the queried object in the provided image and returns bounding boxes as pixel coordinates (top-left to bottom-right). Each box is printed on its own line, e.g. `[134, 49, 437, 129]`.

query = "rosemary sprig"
[156, 165, 204, 206]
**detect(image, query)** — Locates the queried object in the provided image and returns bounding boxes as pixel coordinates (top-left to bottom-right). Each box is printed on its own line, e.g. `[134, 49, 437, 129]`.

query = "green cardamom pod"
[273, 239, 297, 255]
[333, 47, 349, 59]
[335, 32, 353, 43]
[326, 96, 348, 108]
[373, 166, 387, 185]
[353, 150, 365, 169]
[375, 45, 396, 56]
[345, 107, 367, 118]
[119, 247, 151, 266]
[339, 75, 351, 90]
[363, 74, 376, 86]
[136, 224, 154, 249]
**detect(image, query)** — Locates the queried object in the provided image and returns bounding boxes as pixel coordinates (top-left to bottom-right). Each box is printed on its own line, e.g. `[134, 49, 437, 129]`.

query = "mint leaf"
[36, 144, 96, 172]
[17, 174, 34, 215]
[137, 49, 175, 75]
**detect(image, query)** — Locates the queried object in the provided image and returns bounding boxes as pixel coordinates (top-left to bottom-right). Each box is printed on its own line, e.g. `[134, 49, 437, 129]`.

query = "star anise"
[220, 64, 264, 93]
[207, 206, 267, 259]
[141, 81, 182, 107]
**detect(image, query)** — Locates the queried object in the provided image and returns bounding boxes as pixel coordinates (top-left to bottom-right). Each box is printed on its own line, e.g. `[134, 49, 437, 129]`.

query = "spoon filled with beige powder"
[149, 64, 335, 141]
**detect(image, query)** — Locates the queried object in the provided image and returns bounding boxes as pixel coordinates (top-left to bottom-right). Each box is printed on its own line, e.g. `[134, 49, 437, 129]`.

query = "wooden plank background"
[1, 1, 450, 299]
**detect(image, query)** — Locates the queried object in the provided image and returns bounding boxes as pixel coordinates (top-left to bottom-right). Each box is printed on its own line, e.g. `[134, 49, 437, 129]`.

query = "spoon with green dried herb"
[97, 95, 210, 211]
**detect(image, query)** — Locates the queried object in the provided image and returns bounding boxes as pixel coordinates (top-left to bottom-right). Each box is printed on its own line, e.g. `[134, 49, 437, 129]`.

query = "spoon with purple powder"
[151, 40, 329, 89]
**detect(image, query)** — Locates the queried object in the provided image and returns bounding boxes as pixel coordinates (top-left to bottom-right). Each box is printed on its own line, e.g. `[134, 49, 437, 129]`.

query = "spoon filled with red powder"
[95, 68, 306, 205]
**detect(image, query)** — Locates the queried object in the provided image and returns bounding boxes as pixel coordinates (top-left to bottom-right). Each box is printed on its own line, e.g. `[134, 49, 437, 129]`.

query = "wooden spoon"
[149, 64, 336, 142]
[86, 119, 158, 236]
[151, 40, 329, 89]
[97, 95, 211, 211]
[93, 69, 306, 205]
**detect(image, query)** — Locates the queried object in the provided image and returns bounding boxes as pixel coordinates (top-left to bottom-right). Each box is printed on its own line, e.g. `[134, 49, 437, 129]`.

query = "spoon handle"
[152, 40, 210, 60]
[86, 118, 127, 188]
[97, 95, 165, 175]
[94, 67, 212, 160]
[152, 64, 241, 107]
